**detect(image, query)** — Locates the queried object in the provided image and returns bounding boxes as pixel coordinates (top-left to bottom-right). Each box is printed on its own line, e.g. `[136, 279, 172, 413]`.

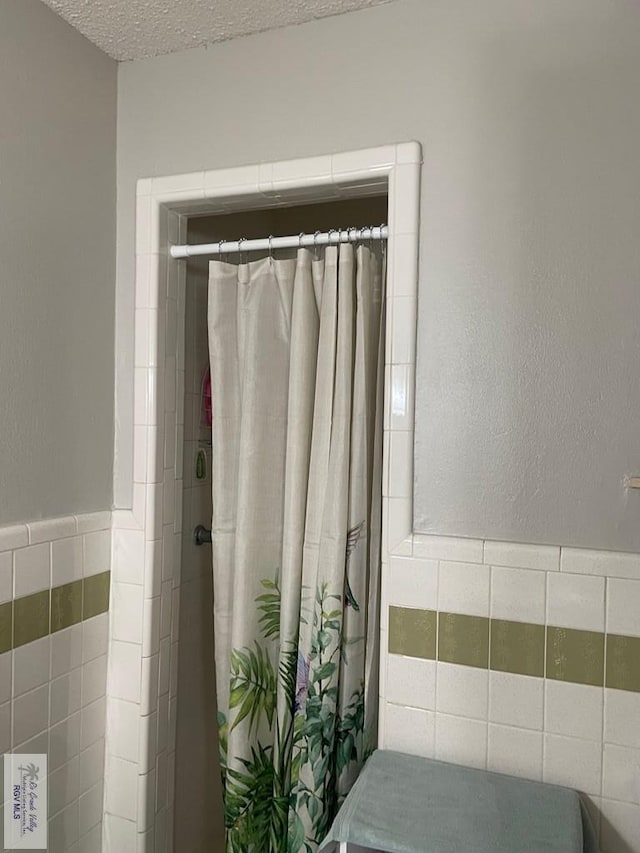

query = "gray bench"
[321, 750, 598, 853]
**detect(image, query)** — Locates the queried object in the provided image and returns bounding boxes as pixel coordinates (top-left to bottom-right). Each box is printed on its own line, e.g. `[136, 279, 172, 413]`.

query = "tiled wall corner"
[0, 510, 111, 853]
[382, 534, 640, 853]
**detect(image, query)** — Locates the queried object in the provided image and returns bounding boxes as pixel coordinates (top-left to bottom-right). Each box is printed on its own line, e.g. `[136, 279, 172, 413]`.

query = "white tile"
[75, 511, 111, 535]
[547, 572, 605, 632]
[435, 713, 487, 770]
[490, 566, 547, 624]
[82, 613, 109, 663]
[607, 578, 640, 636]
[79, 781, 103, 837]
[390, 164, 421, 235]
[387, 430, 413, 499]
[139, 712, 157, 773]
[389, 363, 414, 432]
[50, 711, 81, 770]
[112, 583, 144, 644]
[561, 547, 640, 580]
[28, 516, 76, 544]
[79, 821, 103, 853]
[106, 755, 138, 821]
[484, 541, 559, 572]
[438, 561, 490, 616]
[82, 655, 107, 706]
[13, 683, 49, 746]
[143, 597, 161, 657]
[487, 724, 543, 781]
[113, 529, 144, 585]
[0, 651, 11, 704]
[413, 534, 484, 564]
[144, 540, 162, 599]
[0, 700, 10, 754]
[138, 769, 156, 831]
[161, 526, 174, 583]
[140, 654, 159, 715]
[386, 655, 435, 710]
[0, 523, 28, 551]
[104, 813, 137, 853]
[158, 637, 171, 696]
[600, 798, 640, 853]
[13, 543, 50, 597]
[79, 738, 105, 793]
[391, 297, 417, 365]
[543, 733, 602, 796]
[14, 635, 50, 696]
[109, 642, 142, 703]
[83, 530, 111, 577]
[605, 689, 640, 749]
[603, 744, 640, 805]
[544, 681, 603, 741]
[0, 551, 12, 603]
[49, 755, 80, 817]
[151, 171, 204, 195]
[80, 697, 106, 750]
[156, 750, 168, 812]
[50, 668, 82, 726]
[384, 702, 435, 758]
[388, 232, 419, 298]
[52, 536, 83, 586]
[436, 662, 488, 720]
[108, 698, 141, 762]
[157, 693, 169, 753]
[49, 800, 79, 852]
[14, 728, 48, 755]
[489, 671, 544, 730]
[160, 582, 172, 640]
[51, 624, 83, 678]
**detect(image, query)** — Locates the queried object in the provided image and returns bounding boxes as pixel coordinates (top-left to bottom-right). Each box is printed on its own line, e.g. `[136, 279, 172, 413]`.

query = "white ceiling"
[40, 0, 395, 62]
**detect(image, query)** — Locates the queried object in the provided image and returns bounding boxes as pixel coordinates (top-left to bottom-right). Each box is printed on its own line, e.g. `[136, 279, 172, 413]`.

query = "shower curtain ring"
[217, 237, 225, 262]
[298, 232, 304, 249]
[268, 235, 274, 262]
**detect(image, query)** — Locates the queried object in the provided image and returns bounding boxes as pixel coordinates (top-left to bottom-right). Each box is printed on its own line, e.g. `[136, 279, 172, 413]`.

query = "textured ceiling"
[40, 0, 395, 61]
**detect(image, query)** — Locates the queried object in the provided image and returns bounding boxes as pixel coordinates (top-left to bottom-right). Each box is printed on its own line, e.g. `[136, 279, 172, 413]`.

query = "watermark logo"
[3, 753, 48, 849]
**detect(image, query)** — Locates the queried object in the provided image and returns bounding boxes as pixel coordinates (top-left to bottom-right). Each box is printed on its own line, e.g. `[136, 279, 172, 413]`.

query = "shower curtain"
[208, 243, 385, 852]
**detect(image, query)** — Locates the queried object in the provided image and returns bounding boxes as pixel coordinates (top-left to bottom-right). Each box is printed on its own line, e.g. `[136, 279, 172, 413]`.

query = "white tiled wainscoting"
[0, 511, 111, 853]
[380, 536, 640, 853]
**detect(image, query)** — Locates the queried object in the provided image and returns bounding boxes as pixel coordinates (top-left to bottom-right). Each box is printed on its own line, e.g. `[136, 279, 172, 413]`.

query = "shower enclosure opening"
[175, 195, 388, 853]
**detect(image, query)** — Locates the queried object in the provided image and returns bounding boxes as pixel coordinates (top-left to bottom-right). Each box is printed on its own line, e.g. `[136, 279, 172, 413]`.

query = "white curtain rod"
[169, 225, 388, 259]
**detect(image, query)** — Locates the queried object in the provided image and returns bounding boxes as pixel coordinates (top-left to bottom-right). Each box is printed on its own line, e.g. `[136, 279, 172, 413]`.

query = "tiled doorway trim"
[108, 142, 422, 852]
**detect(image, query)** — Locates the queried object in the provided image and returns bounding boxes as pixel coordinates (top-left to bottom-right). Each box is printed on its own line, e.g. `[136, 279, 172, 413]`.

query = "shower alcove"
[106, 143, 421, 852]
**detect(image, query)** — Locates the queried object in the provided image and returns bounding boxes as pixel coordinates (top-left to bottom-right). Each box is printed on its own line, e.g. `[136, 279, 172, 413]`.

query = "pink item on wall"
[202, 368, 212, 427]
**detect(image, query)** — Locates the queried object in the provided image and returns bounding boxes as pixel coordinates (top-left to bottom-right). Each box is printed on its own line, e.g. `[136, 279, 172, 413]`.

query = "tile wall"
[0, 511, 111, 852]
[381, 536, 640, 853]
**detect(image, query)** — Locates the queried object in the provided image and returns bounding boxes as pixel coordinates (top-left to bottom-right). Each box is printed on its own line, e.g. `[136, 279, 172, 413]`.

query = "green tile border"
[606, 634, 640, 693]
[438, 612, 489, 669]
[546, 626, 604, 687]
[389, 606, 436, 659]
[491, 619, 545, 677]
[387, 606, 640, 693]
[0, 572, 111, 654]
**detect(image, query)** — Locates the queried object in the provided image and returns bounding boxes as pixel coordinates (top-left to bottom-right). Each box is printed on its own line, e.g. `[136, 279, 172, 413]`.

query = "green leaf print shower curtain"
[208, 242, 385, 852]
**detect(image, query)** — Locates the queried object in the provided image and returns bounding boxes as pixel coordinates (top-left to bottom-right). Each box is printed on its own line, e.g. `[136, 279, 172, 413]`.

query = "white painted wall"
[116, 0, 640, 552]
[0, 0, 117, 524]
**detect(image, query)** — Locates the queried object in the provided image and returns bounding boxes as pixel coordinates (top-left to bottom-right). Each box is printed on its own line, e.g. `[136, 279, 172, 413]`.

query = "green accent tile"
[606, 634, 640, 693]
[13, 590, 50, 648]
[490, 619, 545, 677]
[438, 612, 489, 669]
[0, 601, 12, 653]
[546, 626, 604, 687]
[388, 606, 436, 659]
[82, 572, 111, 620]
[51, 580, 83, 633]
